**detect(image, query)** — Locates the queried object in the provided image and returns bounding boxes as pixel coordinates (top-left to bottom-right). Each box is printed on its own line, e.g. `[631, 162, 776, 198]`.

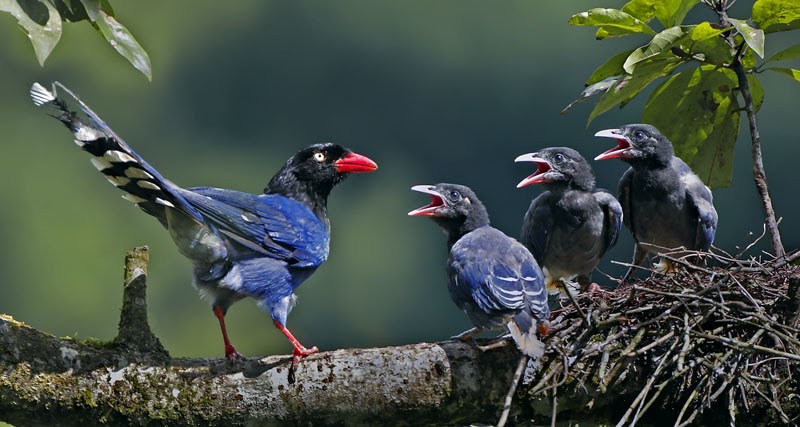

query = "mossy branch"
[1, 248, 799, 426]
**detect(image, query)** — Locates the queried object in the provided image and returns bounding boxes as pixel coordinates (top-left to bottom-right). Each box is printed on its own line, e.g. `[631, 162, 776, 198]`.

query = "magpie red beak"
[514, 153, 553, 187]
[335, 152, 379, 173]
[594, 129, 633, 160]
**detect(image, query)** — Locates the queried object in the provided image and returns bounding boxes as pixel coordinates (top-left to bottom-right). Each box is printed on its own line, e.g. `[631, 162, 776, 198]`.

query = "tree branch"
[2, 248, 799, 426]
[716, 1, 786, 258]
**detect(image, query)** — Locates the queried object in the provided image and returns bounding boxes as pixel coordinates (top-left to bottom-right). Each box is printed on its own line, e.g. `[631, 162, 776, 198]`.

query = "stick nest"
[532, 250, 800, 426]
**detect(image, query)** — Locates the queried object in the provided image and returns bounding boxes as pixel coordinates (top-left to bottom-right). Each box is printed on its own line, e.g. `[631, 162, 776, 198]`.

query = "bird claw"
[450, 327, 483, 342]
[653, 258, 679, 275]
[291, 345, 319, 366]
[224, 346, 243, 362]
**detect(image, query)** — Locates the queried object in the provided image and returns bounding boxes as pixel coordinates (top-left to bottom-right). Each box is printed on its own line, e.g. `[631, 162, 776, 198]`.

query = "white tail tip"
[508, 320, 546, 359]
[30, 82, 56, 106]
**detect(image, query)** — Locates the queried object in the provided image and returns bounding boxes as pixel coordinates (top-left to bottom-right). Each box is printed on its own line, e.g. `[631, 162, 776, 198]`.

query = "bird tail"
[507, 312, 546, 359]
[30, 82, 204, 224]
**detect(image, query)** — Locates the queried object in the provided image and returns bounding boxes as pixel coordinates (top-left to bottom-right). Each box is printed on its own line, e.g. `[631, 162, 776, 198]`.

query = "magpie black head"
[266, 143, 377, 214]
[408, 183, 490, 245]
[515, 146, 595, 192]
[594, 124, 674, 167]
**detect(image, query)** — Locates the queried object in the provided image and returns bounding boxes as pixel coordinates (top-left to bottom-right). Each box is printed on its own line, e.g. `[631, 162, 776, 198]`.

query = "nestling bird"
[515, 147, 622, 294]
[30, 82, 378, 365]
[409, 183, 550, 358]
[594, 124, 717, 282]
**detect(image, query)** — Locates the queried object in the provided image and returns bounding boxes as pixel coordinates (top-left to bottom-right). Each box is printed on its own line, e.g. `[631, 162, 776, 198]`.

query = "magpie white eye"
[554, 153, 565, 164]
[313, 152, 326, 162]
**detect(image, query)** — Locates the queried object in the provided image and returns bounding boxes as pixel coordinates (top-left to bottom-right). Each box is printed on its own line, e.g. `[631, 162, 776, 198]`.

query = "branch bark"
[0, 247, 530, 426]
[2, 248, 798, 426]
[714, 0, 786, 258]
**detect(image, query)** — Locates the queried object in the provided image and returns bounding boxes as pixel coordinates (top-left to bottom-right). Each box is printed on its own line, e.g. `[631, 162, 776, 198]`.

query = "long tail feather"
[30, 82, 203, 224]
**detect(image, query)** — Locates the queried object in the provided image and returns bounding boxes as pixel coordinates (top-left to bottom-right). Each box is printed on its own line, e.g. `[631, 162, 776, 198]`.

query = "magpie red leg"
[213, 306, 242, 361]
[273, 320, 318, 366]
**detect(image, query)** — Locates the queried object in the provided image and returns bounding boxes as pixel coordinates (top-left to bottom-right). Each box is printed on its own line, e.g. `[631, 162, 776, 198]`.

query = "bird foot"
[224, 345, 243, 362]
[585, 282, 603, 293]
[476, 338, 511, 352]
[451, 327, 483, 342]
[653, 258, 679, 275]
[291, 345, 319, 366]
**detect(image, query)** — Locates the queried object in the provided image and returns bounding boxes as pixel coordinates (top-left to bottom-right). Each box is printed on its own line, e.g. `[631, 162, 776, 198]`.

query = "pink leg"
[273, 320, 319, 366]
[213, 306, 242, 361]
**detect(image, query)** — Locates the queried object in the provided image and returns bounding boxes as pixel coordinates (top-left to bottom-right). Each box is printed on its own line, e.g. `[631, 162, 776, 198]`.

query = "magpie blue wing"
[521, 192, 555, 263]
[182, 187, 330, 268]
[593, 189, 623, 257]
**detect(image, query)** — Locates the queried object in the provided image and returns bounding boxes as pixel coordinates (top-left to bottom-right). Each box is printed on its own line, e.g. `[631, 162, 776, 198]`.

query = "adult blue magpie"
[409, 184, 549, 358]
[30, 82, 378, 365]
[515, 147, 622, 294]
[594, 124, 717, 282]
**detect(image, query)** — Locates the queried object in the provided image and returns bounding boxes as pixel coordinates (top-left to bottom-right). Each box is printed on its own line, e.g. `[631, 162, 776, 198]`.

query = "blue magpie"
[515, 147, 622, 294]
[30, 82, 378, 364]
[594, 124, 717, 282]
[409, 183, 549, 358]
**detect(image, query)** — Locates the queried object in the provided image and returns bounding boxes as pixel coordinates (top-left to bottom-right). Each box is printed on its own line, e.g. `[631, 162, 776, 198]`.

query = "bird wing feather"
[521, 193, 555, 263]
[182, 187, 329, 267]
[593, 189, 623, 256]
[618, 168, 634, 239]
[448, 229, 531, 315]
[681, 176, 718, 251]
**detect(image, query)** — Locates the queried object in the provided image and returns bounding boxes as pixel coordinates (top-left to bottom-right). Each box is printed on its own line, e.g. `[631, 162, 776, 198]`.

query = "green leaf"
[596, 26, 639, 40]
[621, 0, 660, 23]
[623, 26, 686, 73]
[587, 49, 636, 85]
[689, 33, 735, 66]
[747, 74, 764, 112]
[767, 67, 800, 83]
[93, 11, 152, 80]
[752, 0, 800, 33]
[729, 18, 765, 58]
[612, 0, 700, 27]
[588, 53, 681, 124]
[569, 8, 656, 36]
[689, 22, 727, 42]
[562, 77, 619, 115]
[642, 66, 740, 188]
[764, 44, 800, 63]
[658, 0, 701, 27]
[0, 0, 63, 65]
[79, 0, 100, 21]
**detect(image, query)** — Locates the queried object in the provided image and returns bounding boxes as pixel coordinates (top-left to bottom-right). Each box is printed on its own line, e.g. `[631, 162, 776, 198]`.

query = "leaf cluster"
[565, 0, 800, 188]
[0, 0, 151, 80]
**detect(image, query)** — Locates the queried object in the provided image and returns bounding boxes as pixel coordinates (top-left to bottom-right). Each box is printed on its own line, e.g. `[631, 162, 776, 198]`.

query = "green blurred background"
[0, 1, 797, 359]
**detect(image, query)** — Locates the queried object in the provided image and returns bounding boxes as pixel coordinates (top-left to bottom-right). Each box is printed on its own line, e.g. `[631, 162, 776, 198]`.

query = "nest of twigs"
[529, 248, 800, 426]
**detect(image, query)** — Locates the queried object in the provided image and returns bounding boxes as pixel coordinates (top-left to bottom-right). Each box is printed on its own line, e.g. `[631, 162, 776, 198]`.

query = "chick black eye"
[448, 191, 461, 202]
[633, 131, 646, 142]
[554, 153, 565, 164]
[313, 152, 327, 162]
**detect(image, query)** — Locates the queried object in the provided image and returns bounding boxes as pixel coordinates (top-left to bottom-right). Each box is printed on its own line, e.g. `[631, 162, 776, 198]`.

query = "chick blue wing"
[448, 227, 533, 315]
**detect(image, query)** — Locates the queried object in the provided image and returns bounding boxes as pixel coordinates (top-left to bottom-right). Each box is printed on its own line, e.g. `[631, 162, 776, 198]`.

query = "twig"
[497, 355, 528, 427]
